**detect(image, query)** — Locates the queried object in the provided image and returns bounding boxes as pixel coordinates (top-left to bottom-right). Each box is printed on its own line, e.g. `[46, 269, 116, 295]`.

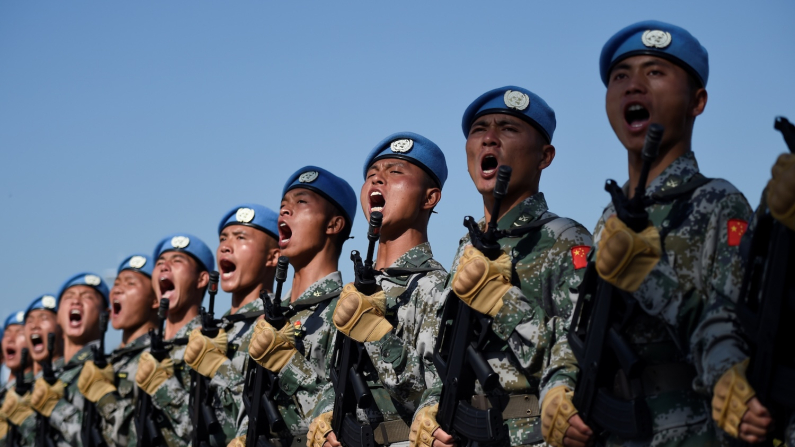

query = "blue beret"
[363, 132, 448, 188]
[58, 272, 110, 305]
[282, 166, 357, 230]
[218, 204, 279, 240]
[462, 86, 556, 143]
[153, 233, 215, 273]
[118, 254, 154, 278]
[24, 294, 59, 321]
[4, 310, 25, 329]
[600, 20, 708, 87]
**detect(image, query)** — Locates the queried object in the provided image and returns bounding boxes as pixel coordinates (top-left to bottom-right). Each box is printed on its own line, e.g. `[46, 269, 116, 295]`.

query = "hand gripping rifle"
[81, 311, 110, 447]
[432, 166, 515, 446]
[191, 271, 226, 447]
[135, 298, 171, 447]
[244, 256, 290, 447]
[567, 124, 664, 440]
[8, 348, 31, 447]
[735, 116, 795, 441]
[329, 211, 382, 447]
[33, 332, 58, 447]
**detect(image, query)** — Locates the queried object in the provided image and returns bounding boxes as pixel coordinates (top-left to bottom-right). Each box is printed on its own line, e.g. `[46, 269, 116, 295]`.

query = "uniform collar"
[173, 315, 202, 340]
[223, 297, 264, 317]
[495, 192, 549, 230]
[67, 340, 99, 366]
[291, 271, 343, 305]
[626, 151, 700, 198]
[376, 242, 435, 286]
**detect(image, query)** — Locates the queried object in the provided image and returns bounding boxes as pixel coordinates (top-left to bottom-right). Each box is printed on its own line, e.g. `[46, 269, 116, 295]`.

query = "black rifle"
[8, 348, 31, 447]
[433, 166, 515, 446]
[735, 116, 795, 442]
[329, 211, 382, 447]
[81, 312, 110, 447]
[135, 298, 171, 447]
[244, 256, 290, 447]
[567, 124, 664, 440]
[35, 334, 59, 447]
[191, 271, 226, 447]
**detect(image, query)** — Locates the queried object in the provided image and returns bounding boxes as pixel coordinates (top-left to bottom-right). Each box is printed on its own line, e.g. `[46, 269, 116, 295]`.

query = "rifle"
[7, 348, 31, 447]
[35, 334, 59, 447]
[433, 166, 514, 446]
[81, 311, 110, 447]
[244, 256, 290, 447]
[190, 271, 226, 447]
[567, 124, 664, 440]
[135, 298, 171, 447]
[329, 211, 382, 447]
[735, 116, 795, 441]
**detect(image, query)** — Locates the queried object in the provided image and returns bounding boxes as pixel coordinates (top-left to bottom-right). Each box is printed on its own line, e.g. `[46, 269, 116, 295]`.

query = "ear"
[196, 270, 210, 290]
[690, 88, 708, 117]
[422, 187, 442, 211]
[264, 245, 281, 268]
[538, 144, 556, 171]
[326, 215, 346, 236]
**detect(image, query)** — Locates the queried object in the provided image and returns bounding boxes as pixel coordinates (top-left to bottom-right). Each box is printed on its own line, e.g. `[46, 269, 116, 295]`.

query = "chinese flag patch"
[727, 219, 748, 247]
[571, 246, 590, 270]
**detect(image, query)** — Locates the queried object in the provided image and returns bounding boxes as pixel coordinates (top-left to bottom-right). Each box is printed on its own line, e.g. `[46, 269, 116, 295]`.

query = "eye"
[612, 72, 627, 81]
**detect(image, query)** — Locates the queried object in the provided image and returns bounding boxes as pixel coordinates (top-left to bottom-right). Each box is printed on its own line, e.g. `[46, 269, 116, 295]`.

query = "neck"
[165, 303, 200, 340]
[290, 250, 338, 303]
[483, 188, 534, 224]
[63, 339, 88, 364]
[627, 139, 690, 199]
[231, 281, 272, 314]
[374, 225, 427, 270]
[33, 362, 41, 376]
[121, 320, 157, 347]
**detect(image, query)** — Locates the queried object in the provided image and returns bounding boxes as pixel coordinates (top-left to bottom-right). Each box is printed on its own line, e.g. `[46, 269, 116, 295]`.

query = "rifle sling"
[650, 173, 712, 203]
[502, 216, 558, 238]
[380, 267, 442, 277]
[223, 310, 265, 324]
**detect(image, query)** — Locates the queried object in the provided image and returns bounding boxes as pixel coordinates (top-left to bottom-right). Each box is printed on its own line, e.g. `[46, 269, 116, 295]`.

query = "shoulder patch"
[571, 246, 590, 270]
[727, 219, 748, 247]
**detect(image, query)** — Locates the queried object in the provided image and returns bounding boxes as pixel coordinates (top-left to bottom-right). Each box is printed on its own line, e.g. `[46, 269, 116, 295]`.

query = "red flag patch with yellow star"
[571, 246, 590, 270]
[727, 219, 748, 247]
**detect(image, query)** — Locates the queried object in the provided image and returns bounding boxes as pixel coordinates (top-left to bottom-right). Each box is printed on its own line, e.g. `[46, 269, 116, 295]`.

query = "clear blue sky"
[1, 1, 793, 349]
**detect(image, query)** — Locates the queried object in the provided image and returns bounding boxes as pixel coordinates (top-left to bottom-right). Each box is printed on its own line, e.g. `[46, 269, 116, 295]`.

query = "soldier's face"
[279, 189, 341, 261]
[57, 285, 106, 344]
[606, 55, 706, 154]
[2, 325, 29, 371]
[217, 225, 278, 293]
[110, 270, 157, 331]
[153, 252, 205, 313]
[361, 159, 439, 235]
[24, 310, 61, 363]
[465, 114, 552, 198]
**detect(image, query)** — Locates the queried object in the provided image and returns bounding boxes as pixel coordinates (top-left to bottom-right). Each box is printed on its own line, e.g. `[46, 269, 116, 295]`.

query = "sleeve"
[48, 384, 85, 447]
[95, 376, 140, 447]
[150, 375, 192, 442]
[210, 342, 250, 439]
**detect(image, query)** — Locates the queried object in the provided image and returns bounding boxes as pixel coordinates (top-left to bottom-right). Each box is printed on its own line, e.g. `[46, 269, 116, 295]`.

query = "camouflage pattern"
[47, 342, 98, 447]
[585, 152, 752, 447]
[148, 315, 202, 447]
[0, 370, 36, 447]
[209, 298, 263, 440]
[238, 272, 342, 439]
[93, 333, 150, 447]
[446, 193, 591, 446]
[314, 243, 448, 437]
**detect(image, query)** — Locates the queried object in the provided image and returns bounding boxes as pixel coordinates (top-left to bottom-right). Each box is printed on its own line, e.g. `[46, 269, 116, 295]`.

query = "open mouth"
[112, 299, 122, 318]
[279, 222, 292, 247]
[5, 347, 17, 361]
[219, 259, 237, 280]
[30, 333, 44, 353]
[369, 191, 385, 213]
[481, 154, 498, 176]
[69, 309, 83, 328]
[625, 104, 650, 130]
[159, 277, 175, 300]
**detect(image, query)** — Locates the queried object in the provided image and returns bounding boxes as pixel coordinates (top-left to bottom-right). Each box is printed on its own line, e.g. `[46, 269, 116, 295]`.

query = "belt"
[372, 419, 411, 445]
[268, 435, 309, 447]
[471, 394, 541, 419]
[614, 363, 696, 400]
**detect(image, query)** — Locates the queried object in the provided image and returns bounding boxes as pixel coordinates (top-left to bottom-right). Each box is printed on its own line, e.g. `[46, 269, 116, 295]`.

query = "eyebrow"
[368, 160, 407, 172]
[614, 58, 669, 72]
[472, 117, 522, 128]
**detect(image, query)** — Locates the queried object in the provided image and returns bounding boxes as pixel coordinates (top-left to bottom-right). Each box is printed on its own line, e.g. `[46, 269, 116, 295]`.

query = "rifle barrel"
[274, 256, 289, 304]
[634, 124, 663, 202]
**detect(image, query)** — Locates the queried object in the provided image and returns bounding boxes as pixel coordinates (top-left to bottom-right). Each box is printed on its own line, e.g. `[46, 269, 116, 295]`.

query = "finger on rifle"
[742, 399, 774, 433]
[326, 431, 342, 447]
[431, 427, 456, 447]
[567, 414, 593, 437]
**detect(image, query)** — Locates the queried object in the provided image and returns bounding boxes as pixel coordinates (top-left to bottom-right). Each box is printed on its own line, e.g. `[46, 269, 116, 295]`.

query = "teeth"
[628, 104, 644, 111]
[371, 207, 384, 212]
[370, 191, 382, 197]
[113, 299, 120, 305]
[31, 334, 41, 341]
[280, 223, 287, 227]
[71, 309, 81, 316]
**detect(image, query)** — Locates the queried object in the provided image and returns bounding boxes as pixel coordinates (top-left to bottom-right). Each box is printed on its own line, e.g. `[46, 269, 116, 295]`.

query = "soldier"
[133, 233, 215, 446]
[183, 204, 280, 441]
[539, 21, 770, 447]
[414, 86, 592, 447]
[29, 273, 110, 446]
[0, 310, 34, 445]
[307, 132, 449, 447]
[76, 254, 160, 446]
[236, 166, 356, 447]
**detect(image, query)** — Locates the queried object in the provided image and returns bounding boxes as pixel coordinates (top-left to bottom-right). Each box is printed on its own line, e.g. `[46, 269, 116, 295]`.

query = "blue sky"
[1, 1, 793, 348]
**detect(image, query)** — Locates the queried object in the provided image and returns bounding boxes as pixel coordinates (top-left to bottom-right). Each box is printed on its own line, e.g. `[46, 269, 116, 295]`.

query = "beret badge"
[15, 311, 24, 322]
[236, 207, 255, 223]
[503, 90, 530, 111]
[42, 296, 57, 309]
[85, 274, 102, 286]
[642, 30, 672, 49]
[298, 171, 319, 183]
[390, 139, 413, 153]
[171, 236, 191, 249]
[129, 256, 147, 269]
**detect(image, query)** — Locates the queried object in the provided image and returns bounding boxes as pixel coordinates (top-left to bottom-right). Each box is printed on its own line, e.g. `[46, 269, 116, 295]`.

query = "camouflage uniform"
[585, 152, 752, 447]
[314, 243, 448, 443]
[0, 370, 36, 447]
[47, 343, 97, 447]
[149, 315, 201, 447]
[445, 194, 591, 446]
[93, 334, 150, 447]
[242, 272, 342, 440]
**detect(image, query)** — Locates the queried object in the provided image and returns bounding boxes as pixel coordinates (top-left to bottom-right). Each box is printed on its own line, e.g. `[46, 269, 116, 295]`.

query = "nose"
[624, 71, 647, 95]
[218, 240, 231, 254]
[370, 171, 385, 185]
[482, 125, 499, 147]
[280, 207, 291, 217]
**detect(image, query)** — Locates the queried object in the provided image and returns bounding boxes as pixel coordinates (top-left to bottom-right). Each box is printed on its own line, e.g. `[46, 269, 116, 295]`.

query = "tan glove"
[30, 378, 64, 417]
[249, 320, 297, 373]
[767, 153, 795, 231]
[78, 360, 117, 402]
[0, 415, 8, 439]
[712, 359, 756, 438]
[184, 327, 229, 378]
[541, 386, 578, 447]
[596, 216, 661, 292]
[333, 283, 393, 342]
[227, 435, 246, 447]
[409, 404, 440, 447]
[1, 390, 35, 425]
[135, 351, 175, 396]
[307, 411, 334, 447]
[451, 245, 512, 317]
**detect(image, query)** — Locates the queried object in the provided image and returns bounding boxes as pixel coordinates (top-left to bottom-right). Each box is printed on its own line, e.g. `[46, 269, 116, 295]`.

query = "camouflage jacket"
[0, 371, 36, 447]
[315, 243, 448, 430]
[447, 193, 592, 445]
[238, 272, 342, 438]
[587, 152, 752, 445]
[149, 315, 201, 447]
[94, 333, 150, 447]
[48, 342, 97, 447]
